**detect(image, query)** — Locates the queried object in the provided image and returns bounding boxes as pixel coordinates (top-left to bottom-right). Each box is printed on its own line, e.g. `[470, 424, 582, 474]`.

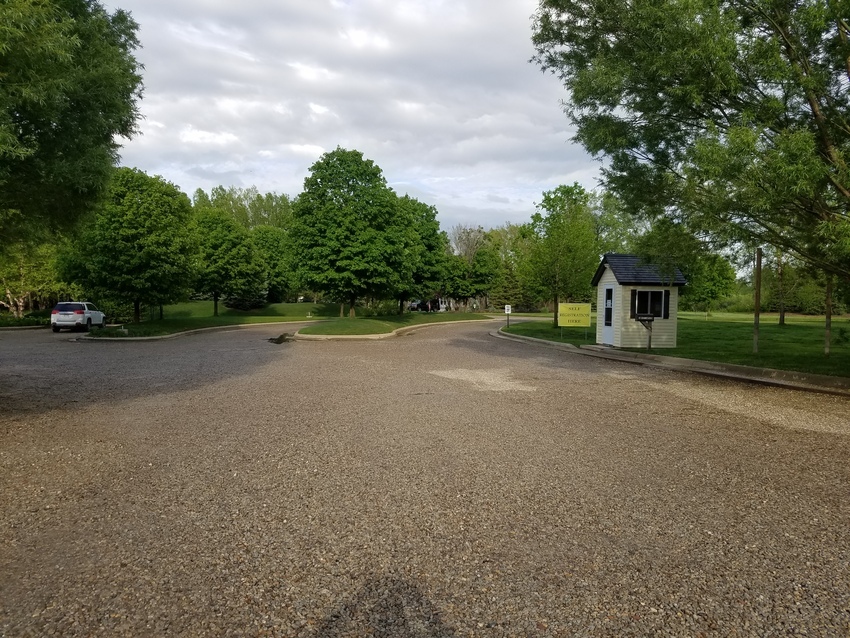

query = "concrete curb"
[492, 328, 850, 397]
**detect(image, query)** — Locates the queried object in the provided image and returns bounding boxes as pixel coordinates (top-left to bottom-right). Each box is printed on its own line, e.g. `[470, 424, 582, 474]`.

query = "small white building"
[591, 254, 687, 348]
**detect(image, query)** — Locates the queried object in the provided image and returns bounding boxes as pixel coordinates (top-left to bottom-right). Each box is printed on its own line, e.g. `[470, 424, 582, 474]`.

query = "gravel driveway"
[1, 323, 849, 637]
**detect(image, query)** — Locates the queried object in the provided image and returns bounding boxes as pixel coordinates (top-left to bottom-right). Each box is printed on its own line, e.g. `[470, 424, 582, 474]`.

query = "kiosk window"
[630, 290, 671, 318]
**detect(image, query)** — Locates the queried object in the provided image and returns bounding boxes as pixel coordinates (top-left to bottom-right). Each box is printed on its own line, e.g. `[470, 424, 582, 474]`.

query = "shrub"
[223, 294, 267, 311]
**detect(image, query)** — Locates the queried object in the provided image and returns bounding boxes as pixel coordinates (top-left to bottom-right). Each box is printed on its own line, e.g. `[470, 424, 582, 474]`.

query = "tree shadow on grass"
[313, 574, 455, 638]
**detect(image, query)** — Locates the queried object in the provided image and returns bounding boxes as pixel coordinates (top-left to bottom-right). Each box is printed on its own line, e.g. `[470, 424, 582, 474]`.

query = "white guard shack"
[591, 253, 687, 348]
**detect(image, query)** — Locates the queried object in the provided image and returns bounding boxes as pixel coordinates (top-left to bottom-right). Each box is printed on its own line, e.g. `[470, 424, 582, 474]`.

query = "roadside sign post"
[505, 304, 511, 328]
[635, 313, 654, 350]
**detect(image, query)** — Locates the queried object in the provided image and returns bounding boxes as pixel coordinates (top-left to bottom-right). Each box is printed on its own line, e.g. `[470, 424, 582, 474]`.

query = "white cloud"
[288, 144, 326, 158]
[179, 127, 239, 146]
[340, 28, 390, 49]
[110, 0, 597, 230]
[287, 62, 337, 82]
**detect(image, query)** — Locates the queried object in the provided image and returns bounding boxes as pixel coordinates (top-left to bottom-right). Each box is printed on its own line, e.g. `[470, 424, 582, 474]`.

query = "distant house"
[590, 254, 687, 348]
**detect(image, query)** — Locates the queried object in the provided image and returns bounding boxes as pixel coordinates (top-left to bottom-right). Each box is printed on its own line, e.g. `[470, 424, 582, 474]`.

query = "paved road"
[1, 323, 849, 636]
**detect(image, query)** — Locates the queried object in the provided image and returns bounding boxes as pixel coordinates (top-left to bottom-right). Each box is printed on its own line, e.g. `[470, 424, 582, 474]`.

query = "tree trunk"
[553, 290, 560, 328]
[159, 304, 164, 320]
[777, 251, 786, 326]
[349, 294, 356, 318]
[213, 292, 219, 317]
[753, 247, 762, 354]
[825, 274, 833, 357]
[133, 299, 141, 323]
[398, 298, 404, 315]
[339, 303, 344, 318]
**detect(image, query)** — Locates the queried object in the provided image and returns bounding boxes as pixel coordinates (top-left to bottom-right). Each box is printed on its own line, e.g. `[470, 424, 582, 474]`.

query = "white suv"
[51, 302, 107, 332]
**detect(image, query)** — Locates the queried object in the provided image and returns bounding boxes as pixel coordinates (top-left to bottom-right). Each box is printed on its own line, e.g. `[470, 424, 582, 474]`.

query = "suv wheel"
[84, 319, 91, 332]
[52, 325, 60, 333]
[100, 318, 107, 329]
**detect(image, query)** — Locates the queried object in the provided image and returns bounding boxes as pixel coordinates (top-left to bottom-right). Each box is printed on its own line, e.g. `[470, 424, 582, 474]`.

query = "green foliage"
[394, 195, 448, 303]
[592, 191, 641, 254]
[680, 253, 737, 313]
[252, 225, 294, 303]
[532, 0, 850, 279]
[0, 238, 73, 317]
[529, 184, 600, 316]
[194, 208, 265, 316]
[0, 0, 143, 240]
[441, 225, 502, 306]
[632, 219, 736, 312]
[63, 168, 195, 322]
[290, 147, 411, 315]
[761, 259, 847, 315]
[193, 186, 293, 229]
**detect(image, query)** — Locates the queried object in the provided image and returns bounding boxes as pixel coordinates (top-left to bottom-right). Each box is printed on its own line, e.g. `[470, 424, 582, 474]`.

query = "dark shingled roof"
[591, 253, 687, 287]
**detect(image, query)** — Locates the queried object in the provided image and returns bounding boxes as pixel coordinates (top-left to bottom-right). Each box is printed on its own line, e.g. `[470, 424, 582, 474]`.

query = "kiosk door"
[602, 286, 615, 345]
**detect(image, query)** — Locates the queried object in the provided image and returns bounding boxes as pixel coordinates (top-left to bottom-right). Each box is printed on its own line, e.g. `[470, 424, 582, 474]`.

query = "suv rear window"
[55, 303, 84, 312]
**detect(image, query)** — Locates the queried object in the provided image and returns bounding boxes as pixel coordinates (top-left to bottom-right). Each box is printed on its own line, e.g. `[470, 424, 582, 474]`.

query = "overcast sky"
[105, 0, 599, 230]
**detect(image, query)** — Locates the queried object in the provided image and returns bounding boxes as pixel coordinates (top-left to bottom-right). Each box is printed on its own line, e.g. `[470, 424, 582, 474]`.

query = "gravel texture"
[1, 322, 849, 637]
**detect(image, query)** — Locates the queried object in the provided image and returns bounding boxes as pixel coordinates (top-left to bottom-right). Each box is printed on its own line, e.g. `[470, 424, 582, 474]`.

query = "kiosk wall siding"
[619, 286, 679, 348]
[595, 267, 619, 344]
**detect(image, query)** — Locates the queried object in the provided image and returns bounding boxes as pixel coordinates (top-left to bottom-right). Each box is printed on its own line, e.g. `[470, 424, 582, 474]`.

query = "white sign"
[504, 305, 512, 314]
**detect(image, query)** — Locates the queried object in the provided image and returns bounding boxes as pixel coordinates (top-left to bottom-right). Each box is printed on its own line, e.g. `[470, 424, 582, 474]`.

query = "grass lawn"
[95, 302, 339, 337]
[505, 311, 850, 377]
[297, 312, 492, 335]
[93, 302, 493, 337]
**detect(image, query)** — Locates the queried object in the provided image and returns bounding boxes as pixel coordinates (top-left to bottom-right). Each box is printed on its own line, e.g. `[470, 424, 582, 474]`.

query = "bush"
[715, 291, 755, 313]
[359, 300, 401, 317]
[0, 312, 47, 327]
[223, 294, 267, 311]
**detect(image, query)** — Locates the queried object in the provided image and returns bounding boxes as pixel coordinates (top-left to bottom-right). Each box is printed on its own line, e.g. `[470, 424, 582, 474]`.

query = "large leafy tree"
[290, 147, 409, 316]
[393, 195, 448, 310]
[194, 208, 265, 316]
[442, 225, 502, 309]
[65, 168, 195, 323]
[0, 239, 69, 317]
[252, 225, 294, 303]
[532, 0, 850, 278]
[528, 184, 600, 325]
[486, 224, 543, 311]
[1, 0, 143, 242]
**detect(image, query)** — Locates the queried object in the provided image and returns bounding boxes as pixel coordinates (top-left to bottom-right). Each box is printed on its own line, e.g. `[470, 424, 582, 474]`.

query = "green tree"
[681, 254, 737, 314]
[252, 225, 293, 303]
[592, 191, 640, 255]
[290, 147, 409, 316]
[65, 168, 195, 323]
[393, 195, 448, 311]
[633, 219, 736, 314]
[487, 224, 542, 311]
[1, 0, 143, 242]
[529, 184, 599, 325]
[196, 186, 293, 230]
[532, 0, 850, 279]
[194, 208, 264, 316]
[0, 239, 68, 317]
[442, 253, 476, 305]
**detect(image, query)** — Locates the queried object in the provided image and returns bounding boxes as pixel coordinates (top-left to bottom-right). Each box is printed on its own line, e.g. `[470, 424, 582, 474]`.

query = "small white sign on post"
[504, 305, 512, 314]
[504, 304, 512, 328]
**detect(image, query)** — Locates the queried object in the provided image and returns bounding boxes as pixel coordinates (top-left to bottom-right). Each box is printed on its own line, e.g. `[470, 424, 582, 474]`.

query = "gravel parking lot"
[1, 323, 849, 636]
